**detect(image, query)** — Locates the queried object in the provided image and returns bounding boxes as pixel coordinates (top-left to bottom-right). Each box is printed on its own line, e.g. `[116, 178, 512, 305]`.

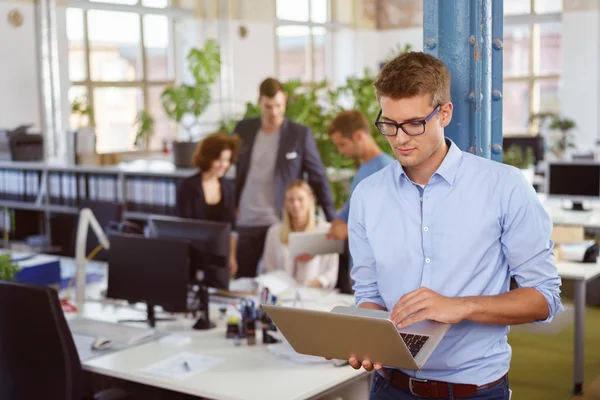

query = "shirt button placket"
[421, 185, 433, 287]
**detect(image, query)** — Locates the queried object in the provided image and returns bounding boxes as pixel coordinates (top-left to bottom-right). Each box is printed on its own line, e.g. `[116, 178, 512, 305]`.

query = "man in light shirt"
[348, 52, 563, 399]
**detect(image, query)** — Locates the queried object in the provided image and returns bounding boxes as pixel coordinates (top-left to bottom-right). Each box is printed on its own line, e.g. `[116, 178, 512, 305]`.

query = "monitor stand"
[118, 303, 176, 328]
[568, 201, 588, 212]
[192, 284, 215, 330]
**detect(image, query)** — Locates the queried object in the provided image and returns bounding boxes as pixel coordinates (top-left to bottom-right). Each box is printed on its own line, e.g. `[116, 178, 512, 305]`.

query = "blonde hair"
[280, 180, 316, 244]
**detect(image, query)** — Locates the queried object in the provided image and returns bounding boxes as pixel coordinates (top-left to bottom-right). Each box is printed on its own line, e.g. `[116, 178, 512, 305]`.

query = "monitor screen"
[146, 215, 230, 290]
[547, 163, 600, 198]
[106, 233, 190, 310]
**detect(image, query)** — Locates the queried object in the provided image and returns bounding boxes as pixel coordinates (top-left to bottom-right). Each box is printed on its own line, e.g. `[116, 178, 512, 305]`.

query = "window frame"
[67, 0, 190, 153]
[503, 0, 562, 136]
[274, 0, 349, 84]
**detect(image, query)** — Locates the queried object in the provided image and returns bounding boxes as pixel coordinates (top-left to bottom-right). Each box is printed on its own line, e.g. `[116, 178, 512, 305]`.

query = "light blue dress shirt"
[348, 139, 563, 385]
[337, 153, 394, 223]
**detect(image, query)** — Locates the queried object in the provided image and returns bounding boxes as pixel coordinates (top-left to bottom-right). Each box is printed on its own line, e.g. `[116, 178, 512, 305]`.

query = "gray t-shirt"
[237, 129, 281, 227]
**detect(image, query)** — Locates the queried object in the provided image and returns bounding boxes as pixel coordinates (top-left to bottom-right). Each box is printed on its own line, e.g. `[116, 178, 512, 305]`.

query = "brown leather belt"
[380, 369, 506, 398]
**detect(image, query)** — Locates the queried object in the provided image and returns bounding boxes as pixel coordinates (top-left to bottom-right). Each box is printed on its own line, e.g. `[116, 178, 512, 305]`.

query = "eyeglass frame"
[374, 105, 441, 137]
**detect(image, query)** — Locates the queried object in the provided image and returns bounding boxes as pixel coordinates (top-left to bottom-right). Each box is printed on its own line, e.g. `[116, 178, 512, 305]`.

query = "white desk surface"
[79, 295, 367, 400]
[556, 259, 600, 282]
[538, 194, 600, 228]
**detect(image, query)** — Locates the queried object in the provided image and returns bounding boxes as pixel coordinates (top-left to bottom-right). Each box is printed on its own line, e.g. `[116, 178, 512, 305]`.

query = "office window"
[66, 1, 176, 153]
[276, 0, 332, 83]
[503, 0, 562, 135]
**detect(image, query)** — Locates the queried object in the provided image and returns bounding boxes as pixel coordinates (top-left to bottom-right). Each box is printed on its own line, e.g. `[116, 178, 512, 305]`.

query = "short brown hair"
[193, 133, 239, 171]
[327, 110, 371, 138]
[373, 52, 451, 106]
[259, 77, 284, 98]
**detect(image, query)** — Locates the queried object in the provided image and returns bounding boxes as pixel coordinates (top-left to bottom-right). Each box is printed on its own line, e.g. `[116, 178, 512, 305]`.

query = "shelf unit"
[0, 161, 197, 239]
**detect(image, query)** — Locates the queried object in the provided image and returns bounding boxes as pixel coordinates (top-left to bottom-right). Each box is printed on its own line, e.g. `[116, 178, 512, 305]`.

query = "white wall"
[230, 20, 276, 115]
[561, 9, 600, 149]
[0, 2, 41, 131]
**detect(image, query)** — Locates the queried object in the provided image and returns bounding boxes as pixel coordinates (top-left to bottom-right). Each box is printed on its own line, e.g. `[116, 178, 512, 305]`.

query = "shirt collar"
[434, 138, 463, 185]
[395, 138, 463, 186]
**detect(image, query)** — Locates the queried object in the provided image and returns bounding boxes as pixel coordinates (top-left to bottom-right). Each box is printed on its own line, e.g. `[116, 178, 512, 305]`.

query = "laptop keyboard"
[400, 333, 430, 357]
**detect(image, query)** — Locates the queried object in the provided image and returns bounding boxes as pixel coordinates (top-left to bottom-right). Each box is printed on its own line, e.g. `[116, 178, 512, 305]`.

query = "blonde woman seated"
[262, 180, 339, 289]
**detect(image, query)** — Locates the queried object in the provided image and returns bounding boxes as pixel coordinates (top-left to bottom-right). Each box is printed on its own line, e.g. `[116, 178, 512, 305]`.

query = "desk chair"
[0, 281, 129, 400]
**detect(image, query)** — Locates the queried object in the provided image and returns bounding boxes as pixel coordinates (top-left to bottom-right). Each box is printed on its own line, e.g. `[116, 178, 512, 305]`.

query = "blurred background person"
[232, 77, 336, 278]
[176, 133, 239, 277]
[261, 180, 338, 289]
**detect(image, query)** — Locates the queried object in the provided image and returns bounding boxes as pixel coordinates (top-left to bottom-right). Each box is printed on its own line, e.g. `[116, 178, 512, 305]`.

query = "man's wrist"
[458, 297, 482, 322]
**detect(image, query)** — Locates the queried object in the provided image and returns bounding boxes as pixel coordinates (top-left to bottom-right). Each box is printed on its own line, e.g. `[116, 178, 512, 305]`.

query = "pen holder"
[246, 319, 256, 345]
[226, 315, 240, 339]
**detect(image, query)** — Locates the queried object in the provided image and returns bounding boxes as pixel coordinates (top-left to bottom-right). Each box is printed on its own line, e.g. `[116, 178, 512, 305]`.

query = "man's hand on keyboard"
[390, 286, 471, 328]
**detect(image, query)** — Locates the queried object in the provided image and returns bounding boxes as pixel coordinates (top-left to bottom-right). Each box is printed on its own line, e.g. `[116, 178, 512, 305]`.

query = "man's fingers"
[391, 298, 429, 327]
[399, 310, 430, 328]
[362, 359, 374, 371]
[349, 357, 361, 369]
[391, 292, 429, 323]
[374, 363, 383, 370]
[393, 287, 429, 313]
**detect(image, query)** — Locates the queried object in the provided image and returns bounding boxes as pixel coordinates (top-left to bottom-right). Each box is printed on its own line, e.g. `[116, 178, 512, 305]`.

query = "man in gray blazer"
[233, 77, 336, 278]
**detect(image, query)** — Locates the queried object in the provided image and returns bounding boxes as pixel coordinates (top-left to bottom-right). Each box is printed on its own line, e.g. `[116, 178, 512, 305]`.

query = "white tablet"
[288, 231, 345, 259]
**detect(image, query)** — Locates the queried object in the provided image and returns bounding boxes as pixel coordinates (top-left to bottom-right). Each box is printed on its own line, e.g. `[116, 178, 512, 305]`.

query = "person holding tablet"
[261, 180, 338, 289]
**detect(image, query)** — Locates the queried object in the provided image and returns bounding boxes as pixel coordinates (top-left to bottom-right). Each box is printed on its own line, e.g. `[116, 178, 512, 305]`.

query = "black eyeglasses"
[374, 106, 441, 137]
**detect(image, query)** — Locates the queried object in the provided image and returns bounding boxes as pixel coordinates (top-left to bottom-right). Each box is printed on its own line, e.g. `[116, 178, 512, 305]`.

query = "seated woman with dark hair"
[176, 133, 240, 276]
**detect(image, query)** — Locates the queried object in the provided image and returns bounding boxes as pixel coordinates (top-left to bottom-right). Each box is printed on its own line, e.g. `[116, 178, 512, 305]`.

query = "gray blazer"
[233, 118, 336, 222]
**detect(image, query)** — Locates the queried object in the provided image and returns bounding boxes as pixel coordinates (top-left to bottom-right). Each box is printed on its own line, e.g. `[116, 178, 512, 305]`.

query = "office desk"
[78, 297, 370, 400]
[556, 260, 600, 395]
[539, 195, 600, 228]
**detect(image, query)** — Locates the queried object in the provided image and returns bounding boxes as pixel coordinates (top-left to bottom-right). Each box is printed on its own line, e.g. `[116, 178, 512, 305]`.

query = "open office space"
[2, 0, 600, 399]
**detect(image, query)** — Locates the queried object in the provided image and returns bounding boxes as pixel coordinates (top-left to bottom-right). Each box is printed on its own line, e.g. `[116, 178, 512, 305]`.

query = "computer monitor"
[146, 215, 230, 290]
[146, 216, 231, 330]
[503, 135, 545, 165]
[106, 233, 190, 328]
[546, 161, 600, 211]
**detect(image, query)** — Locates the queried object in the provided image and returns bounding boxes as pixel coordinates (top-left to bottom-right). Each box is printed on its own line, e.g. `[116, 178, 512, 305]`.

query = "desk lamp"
[73, 207, 110, 313]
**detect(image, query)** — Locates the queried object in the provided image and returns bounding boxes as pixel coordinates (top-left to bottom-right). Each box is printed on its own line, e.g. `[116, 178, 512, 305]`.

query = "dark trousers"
[236, 225, 270, 278]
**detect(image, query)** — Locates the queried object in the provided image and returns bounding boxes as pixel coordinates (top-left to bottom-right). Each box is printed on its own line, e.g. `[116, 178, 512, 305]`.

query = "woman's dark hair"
[192, 133, 239, 171]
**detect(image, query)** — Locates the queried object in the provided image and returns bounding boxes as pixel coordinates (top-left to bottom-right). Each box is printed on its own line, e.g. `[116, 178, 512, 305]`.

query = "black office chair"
[0, 281, 129, 400]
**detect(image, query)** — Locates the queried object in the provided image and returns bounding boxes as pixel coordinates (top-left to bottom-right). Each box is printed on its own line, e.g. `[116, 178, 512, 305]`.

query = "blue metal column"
[491, 0, 504, 162]
[423, 0, 503, 161]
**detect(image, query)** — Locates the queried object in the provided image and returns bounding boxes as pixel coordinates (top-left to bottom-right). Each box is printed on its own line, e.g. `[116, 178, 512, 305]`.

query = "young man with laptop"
[347, 52, 563, 399]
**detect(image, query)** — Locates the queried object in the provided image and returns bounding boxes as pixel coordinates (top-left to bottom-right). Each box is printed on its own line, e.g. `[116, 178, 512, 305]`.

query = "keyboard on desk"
[68, 317, 156, 345]
[400, 333, 429, 358]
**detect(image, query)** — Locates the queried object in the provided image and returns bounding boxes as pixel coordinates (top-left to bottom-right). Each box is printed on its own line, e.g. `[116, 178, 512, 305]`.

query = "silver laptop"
[262, 304, 449, 370]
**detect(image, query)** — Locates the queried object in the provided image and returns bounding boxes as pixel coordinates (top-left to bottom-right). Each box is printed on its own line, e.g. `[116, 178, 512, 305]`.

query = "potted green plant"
[71, 95, 94, 130]
[530, 112, 577, 160]
[0, 254, 19, 281]
[161, 39, 221, 167]
[133, 110, 155, 151]
[503, 144, 535, 183]
[71, 94, 97, 158]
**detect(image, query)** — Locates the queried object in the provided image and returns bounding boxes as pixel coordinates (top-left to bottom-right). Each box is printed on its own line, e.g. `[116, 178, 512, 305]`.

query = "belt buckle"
[409, 377, 428, 396]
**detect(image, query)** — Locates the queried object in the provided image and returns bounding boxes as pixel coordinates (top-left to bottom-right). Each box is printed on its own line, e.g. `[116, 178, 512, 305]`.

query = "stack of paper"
[139, 352, 223, 380]
[267, 341, 331, 365]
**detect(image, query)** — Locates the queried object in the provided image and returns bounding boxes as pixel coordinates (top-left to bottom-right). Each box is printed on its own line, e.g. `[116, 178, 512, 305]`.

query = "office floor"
[508, 303, 600, 400]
